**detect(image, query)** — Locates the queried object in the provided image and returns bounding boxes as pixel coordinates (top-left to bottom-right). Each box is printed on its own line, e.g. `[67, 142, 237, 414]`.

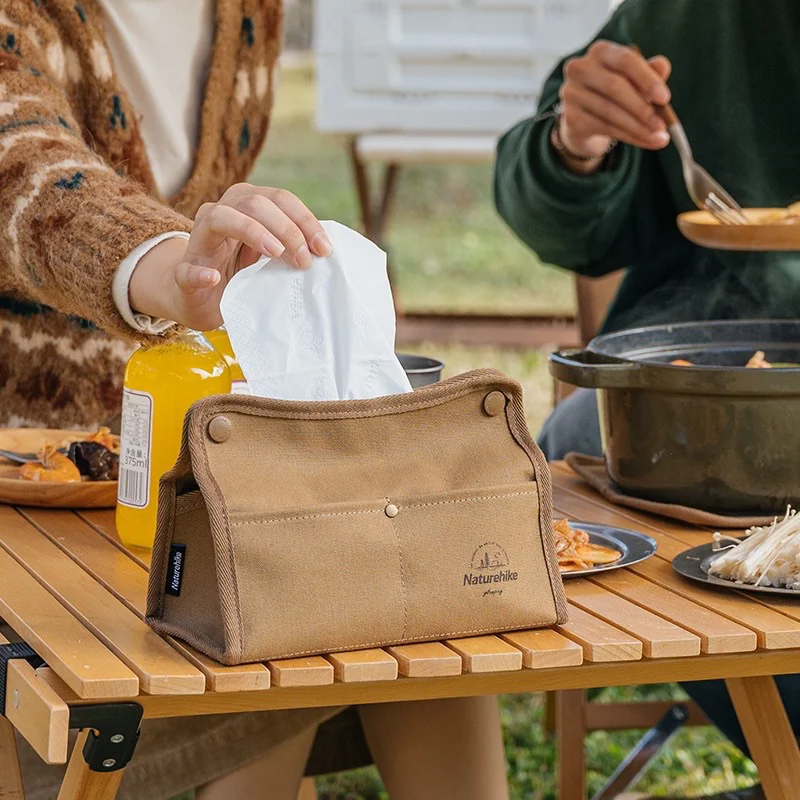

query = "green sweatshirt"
[495, 0, 800, 334]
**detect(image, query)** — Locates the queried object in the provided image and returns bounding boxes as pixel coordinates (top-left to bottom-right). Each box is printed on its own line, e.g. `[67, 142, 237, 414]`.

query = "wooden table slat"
[552, 487, 800, 650]
[24, 508, 272, 692]
[445, 635, 523, 673]
[325, 649, 399, 682]
[0, 537, 138, 699]
[586, 569, 757, 654]
[267, 657, 335, 687]
[500, 629, 583, 669]
[385, 642, 463, 678]
[566, 579, 701, 659]
[556, 604, 643, 663]
[0, 510, 205, 695]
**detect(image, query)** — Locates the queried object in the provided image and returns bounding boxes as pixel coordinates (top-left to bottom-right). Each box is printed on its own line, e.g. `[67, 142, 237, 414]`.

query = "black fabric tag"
[165, 544, 187, 597]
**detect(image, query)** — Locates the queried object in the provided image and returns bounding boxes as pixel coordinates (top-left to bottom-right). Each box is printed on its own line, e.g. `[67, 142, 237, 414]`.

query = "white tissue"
[220, 221, 413, 400]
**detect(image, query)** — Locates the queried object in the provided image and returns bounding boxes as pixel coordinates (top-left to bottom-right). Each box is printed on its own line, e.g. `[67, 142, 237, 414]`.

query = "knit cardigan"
[0, 0, 281, 428]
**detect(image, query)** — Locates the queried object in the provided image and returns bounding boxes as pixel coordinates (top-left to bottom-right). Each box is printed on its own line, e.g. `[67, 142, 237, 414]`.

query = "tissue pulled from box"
[220, 221, 413, 400]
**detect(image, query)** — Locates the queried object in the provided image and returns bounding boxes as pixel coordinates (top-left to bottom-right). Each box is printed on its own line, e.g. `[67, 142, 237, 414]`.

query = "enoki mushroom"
[708, 507, 800, 590]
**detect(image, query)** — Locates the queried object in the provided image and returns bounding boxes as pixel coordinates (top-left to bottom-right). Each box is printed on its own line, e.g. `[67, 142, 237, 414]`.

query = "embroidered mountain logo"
[464, 542, 518, 589]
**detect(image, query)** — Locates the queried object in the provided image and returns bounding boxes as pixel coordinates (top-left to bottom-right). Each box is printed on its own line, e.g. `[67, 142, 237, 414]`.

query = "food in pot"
[670, 350, 776, 368]
[708, 507, 800, 590]
[19, 444, 81, 483]
[554, 518, 622, 572]
[18, 427, 119, 482]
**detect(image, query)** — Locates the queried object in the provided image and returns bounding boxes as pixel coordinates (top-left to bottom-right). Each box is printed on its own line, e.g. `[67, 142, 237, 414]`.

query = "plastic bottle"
[116, 332, 231, 549]
[205, 326, 250, 394]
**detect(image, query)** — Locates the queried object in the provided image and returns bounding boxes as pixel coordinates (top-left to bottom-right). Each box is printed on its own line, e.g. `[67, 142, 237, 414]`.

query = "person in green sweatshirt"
[495, 1, 799, 795]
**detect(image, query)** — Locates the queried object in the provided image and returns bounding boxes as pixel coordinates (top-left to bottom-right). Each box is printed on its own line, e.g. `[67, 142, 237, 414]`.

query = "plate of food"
[0, 428, 119, 508]
[678, 202, 800, 251]
[555, 518, 657, 578]
[672, 508, 800, 596]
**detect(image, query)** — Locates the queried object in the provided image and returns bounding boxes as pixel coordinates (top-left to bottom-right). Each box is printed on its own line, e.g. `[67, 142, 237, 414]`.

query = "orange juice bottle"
[116, 332, 231, 549]
[205, 326, 250, 394]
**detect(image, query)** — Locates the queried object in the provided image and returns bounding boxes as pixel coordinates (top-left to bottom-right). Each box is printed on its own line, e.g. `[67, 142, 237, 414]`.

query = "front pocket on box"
[388, 482, 557, 640]
[230, 498, 406, 660]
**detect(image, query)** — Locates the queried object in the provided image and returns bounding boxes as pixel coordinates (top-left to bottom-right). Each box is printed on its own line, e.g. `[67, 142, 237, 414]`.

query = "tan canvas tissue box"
[146, 369, 568, 665]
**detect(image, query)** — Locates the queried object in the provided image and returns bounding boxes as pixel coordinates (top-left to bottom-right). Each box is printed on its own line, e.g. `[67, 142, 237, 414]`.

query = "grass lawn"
[167, 63, 760, 800]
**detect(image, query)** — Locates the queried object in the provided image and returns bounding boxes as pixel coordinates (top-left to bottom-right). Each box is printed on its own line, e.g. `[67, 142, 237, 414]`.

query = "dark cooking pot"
[397, 353, 444, 389]
[549, 320, 800, 514]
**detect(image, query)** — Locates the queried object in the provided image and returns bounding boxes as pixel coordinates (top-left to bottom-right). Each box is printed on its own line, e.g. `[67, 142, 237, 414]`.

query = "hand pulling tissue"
[220, 221, 413, 400]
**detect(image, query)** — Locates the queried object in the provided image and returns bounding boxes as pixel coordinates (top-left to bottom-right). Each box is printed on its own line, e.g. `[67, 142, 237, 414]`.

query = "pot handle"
[549, 349, 645, 389]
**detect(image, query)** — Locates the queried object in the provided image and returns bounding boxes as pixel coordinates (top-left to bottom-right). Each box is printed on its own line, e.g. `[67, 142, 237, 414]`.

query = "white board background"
[314, 0, 613, 134]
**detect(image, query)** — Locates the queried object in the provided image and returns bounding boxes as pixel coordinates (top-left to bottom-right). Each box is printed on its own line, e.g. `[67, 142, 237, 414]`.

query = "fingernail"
[311, 232, 332, 257]
[200, 269, 218, 284]
[651, 85, 670, 105]
[262, 234, 285, 258]
[294, 244, 313, 269]
[653, 130, 670, 147]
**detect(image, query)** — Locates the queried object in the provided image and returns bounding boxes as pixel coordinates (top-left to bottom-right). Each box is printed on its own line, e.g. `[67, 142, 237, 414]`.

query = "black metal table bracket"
[69, 703, 144, 773]
[592, 703, 690, 800]
[0, 641, 45, 717]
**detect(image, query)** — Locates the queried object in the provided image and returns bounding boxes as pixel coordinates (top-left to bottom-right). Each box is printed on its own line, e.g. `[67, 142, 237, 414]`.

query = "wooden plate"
[0, 429, 117, 509]
[678, 209, 800, 251]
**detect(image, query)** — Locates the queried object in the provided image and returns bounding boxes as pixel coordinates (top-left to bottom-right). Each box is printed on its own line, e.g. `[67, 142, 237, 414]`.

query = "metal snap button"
[385, 503, 399, 518]
[483, 391, 506, 417]
[207, 415, 232, 443]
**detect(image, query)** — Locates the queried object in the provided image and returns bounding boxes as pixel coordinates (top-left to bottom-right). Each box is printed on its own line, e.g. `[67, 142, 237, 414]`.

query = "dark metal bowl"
[549, 320, 800, 514]
[397, 353, 444, 389]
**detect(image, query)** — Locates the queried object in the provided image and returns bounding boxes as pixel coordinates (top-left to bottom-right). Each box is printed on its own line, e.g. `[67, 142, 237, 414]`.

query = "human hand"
[129, 183, 331, 331]
[555, 41, 672, 169]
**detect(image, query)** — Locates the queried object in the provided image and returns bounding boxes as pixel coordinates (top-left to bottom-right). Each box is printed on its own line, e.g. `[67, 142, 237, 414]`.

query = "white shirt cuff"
[112, 231, 190, 334]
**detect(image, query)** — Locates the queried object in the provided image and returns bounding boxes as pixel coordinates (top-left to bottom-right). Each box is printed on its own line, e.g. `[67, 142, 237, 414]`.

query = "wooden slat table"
[1, 464, 800, 800]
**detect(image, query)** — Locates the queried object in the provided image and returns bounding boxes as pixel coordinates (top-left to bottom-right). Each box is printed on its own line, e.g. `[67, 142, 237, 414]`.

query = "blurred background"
[242, 2, 760, 797]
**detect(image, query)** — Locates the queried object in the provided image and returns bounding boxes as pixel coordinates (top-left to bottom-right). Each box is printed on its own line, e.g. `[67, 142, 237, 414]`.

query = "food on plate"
[759, 201, 800, 225]
[67, 441, 120, 481]
[17, 427, 120, 483]
[708, 507, 800, 590]
[19, 445, 81, 483]
[554, 518, 622, 572]
[670, 350, 779, 368]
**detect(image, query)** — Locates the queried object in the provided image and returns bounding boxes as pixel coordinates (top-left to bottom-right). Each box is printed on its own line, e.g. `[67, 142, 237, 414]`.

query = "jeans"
[537, 389, 800, 757]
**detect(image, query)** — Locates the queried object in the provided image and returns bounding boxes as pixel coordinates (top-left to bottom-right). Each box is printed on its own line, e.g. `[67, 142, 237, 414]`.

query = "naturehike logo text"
[165, 544, 186, 597]
[464, 542, 518, 595]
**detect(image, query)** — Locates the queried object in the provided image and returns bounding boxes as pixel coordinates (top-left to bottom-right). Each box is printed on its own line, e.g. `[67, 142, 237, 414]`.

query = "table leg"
[556, 689, 586, 800]
[726, 676, 800, 800]
[56, 730, 124, 800]
[0, 715, 25, 800]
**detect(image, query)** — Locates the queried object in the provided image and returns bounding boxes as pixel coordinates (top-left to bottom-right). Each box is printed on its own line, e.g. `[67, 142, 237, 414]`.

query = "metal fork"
[630, 45, 747, 225]
[657, 103, 748, 225]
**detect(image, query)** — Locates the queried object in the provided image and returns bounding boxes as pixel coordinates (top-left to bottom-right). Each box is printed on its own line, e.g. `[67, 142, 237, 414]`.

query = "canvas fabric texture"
[146, 369, 568, 664]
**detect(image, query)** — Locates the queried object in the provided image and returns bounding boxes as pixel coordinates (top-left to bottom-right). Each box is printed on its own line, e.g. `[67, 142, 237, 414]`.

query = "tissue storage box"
[146, 369, 568, 665]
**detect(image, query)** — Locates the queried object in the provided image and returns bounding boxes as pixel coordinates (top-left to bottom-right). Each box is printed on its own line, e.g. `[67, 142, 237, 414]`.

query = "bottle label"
[118, 388, 153, 508]
[231, 380, 251, 395]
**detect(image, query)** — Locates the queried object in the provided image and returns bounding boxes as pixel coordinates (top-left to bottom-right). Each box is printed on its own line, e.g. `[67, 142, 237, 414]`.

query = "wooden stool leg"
[726, 676, 800, 800]
[556, 689, 586, 800]
[0, 715, 25, 800]
[57, 731, 124, 800]
[297, 776, 318, 800]
[349, 137, 376, 241]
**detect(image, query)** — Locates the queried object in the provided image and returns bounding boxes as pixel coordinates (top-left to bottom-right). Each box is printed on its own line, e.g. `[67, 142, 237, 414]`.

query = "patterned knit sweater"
[0, 0, 281, 428]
